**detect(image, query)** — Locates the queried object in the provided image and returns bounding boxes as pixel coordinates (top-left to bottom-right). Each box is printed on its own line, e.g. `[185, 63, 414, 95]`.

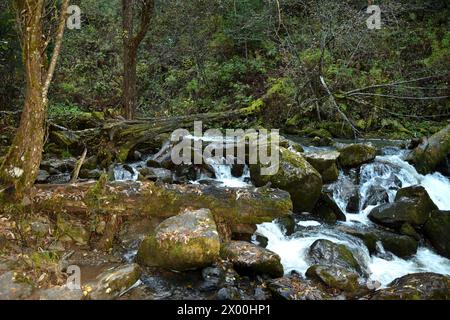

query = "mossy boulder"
[305, 151, 340, 183]
[338, 144, 377, 168]
[137, 208, 221, 271]
[306, 265, 364, 295]
[308, 239, 362, 274]
[250, 147, 322, 212]
[220, 241, 284, 278]
[407, 124, 450, 174]
[368, 185, 438, 229]
[370, 273, 450, 300]
[423, 210, 450, 259]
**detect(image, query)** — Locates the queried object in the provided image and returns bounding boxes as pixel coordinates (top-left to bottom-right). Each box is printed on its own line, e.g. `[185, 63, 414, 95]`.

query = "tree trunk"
[0, 0, 68, 200]
[122, 0, 136, 120]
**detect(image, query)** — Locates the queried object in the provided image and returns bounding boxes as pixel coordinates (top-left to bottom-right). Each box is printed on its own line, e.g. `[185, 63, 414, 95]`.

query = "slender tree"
[122, 0, 154, 120]
[0, 0, 69, 201]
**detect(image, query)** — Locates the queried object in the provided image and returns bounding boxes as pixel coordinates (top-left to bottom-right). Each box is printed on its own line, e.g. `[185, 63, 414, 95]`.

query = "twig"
[70, 148, 87, 184]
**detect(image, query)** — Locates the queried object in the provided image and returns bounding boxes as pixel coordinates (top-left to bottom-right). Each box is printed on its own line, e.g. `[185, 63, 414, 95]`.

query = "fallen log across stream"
[49, 104, 261, 166]
[30, 180, 292, 240]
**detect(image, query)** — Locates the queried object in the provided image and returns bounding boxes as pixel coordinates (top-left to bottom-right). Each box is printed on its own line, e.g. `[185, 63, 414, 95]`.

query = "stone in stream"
[138, 167, 173, 183]
[370, 273, 450, 300]
[361, 184, 390, 209]
[0, 272, 33, 300]
[406, 124, 450, 174]
[368, 185, 438, 229]
[36, 170, 50, 183]
[250, 147, 323, 213]
[137, 208, 221, 271]
[312, 191, 346, 224]
[304, 150, 340, 183]
[423, 210, 450, 259]
[305, 265, 367, 296]
[308, 239, 363, 274]
[88, 263, 142, 300]
[220, 241, 284, 278]
[338, 144, 377, 168]
[336, 225, 419, 258]
[267, 274, 332, 300]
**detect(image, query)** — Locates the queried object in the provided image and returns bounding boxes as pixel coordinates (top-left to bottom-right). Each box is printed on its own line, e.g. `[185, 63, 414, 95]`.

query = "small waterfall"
[199, 157, 251, 188]
[257, 147, 450, 287]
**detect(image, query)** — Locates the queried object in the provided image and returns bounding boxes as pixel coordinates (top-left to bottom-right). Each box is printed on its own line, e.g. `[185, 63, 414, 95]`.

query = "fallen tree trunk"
[29, 180, 292, 239]
[407, 124, 450, 174]
[49, 105, 261, 167]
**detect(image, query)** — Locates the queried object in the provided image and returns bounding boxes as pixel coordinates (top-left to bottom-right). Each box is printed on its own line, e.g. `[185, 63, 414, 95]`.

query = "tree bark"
[0, 0, 69, 200]
[122, 0, 154, 120]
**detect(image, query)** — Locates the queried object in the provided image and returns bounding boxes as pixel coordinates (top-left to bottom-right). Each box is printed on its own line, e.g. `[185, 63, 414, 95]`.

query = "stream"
[113, 138, 450, 289]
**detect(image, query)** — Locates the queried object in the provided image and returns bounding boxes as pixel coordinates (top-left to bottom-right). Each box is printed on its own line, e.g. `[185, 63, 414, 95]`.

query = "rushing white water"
[256, 149, 450, 287]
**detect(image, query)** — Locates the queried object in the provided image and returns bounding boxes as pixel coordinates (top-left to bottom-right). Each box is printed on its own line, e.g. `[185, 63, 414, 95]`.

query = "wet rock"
[174, 165, 198, 183]
[0, 272, 33, 300]
[47, 172, 71, 184]
[370, 273, 450, 300]
[338, 144, 377, 168]
[368, 185, 438, 229]
[41, 157, 77, 173]
[423, 210, 450, 259]
[267, 275, 332, 300]
[39, 285, 83, 300]
[253, 234, 269, 248]
[305, 151, 340, 183]
[306, 265, 365, 295]
[79, 169, 103, 180]
[361, 185, 389, 209]
[221, 241, 283, 278]
[231, 164, 245, 178]
[36, 170, 49, 183]
[289, 142, 304, 153]
[89, 263, 142, 300]
[312, 192, 346, 224]
[399, 223, 421, 241]
[346, 192, 360, 213]
[216, 287, 242, 300]
[308, 239, 362, 274]
[406, 124, 450, 174]
[250, 147, 323, 212]
[336, 225, 418, 258]
[275, 215, 296, 236]
[137, 209, 220, 271]
[139, 167, 173, 183]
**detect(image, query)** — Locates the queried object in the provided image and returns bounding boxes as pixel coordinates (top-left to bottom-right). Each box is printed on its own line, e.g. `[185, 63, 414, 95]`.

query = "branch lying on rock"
[29, 180, 292, 240]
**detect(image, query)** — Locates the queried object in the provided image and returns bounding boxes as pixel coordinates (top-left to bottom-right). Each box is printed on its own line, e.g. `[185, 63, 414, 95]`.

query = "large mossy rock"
[137, 209, 220, 271]
[250, 147, 322, 212]
[337, 225, 418, 258]
[407, 125, 450, 174]
[308, 239, 362, 274]
[305, 265, 365, 295]
[368, 185, 438, 229]
[370, 273, 450, 300]
[423, 210, 450, 259]
[338, 144, 377, 168]
[304, 151, 340, 183]
[220, 241, 284, 278]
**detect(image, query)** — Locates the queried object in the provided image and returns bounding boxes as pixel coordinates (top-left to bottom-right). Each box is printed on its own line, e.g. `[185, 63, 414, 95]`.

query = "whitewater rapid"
[256, 151, 450, 287]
